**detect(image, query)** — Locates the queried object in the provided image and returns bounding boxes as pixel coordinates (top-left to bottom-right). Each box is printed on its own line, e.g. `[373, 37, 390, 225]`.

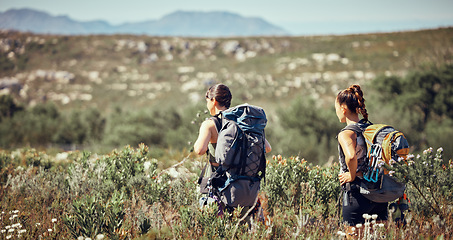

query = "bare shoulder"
[338, 129, 357, 141]
[201, 118, 216, 128]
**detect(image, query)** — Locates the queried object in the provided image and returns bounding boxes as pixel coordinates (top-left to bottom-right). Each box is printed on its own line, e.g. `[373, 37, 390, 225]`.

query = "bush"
[1, 146, 452, 239]
[277, 96, 342, 164]
[389, 147, 453, 218]
[263, 155, 340, 218]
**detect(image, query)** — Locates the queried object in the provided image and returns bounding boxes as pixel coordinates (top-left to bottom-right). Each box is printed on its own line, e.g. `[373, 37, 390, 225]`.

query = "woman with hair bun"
[194, 83, 271, 166]
[335, 84, 388, 236]
[194, 83, 272, 221]
[194, 83, 232, 160]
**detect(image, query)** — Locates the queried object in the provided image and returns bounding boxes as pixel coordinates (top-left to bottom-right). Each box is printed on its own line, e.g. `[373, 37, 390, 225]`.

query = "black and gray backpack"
[213, 103, 267, 192]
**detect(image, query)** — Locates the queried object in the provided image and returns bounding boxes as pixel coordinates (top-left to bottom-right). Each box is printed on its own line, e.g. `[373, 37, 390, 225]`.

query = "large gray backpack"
[215, 104, 267, 178]
[213, 104, 267, 207]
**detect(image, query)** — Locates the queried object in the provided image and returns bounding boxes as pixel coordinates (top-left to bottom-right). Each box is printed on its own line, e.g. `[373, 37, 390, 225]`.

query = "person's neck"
[345, 115, 360, 125]
[215, 107, 227, 115]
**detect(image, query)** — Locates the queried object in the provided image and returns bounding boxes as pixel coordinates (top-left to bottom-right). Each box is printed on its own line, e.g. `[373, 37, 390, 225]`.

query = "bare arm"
[265, 139, 272, 153]
[193, 120, 215, 155]
[338, 130, 357, 185]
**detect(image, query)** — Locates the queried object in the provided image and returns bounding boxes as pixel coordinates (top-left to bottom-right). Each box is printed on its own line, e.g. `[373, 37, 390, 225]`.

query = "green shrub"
[389, 147, 453, 218]
[1, 145, 452, 239]
[64, 191, 125, 239]
[263, 155, 340, 218]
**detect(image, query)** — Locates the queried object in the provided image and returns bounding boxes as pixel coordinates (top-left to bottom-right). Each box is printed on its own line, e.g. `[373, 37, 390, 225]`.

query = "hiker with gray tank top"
[335, 85, 388, 237]
[194, 84, 271, 166]
[194, 84, 271, 219]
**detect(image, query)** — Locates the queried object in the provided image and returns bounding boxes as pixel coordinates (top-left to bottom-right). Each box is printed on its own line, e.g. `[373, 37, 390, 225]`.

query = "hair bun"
[337, 84, 368, 120]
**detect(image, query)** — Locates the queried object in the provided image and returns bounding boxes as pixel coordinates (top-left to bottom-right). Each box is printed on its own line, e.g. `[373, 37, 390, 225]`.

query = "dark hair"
[337, 84, 368, 120]
[206, 84, 232, 108]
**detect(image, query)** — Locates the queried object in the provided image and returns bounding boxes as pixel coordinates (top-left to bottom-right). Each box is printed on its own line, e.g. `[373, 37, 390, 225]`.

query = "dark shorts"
[342, 181, 388, 226]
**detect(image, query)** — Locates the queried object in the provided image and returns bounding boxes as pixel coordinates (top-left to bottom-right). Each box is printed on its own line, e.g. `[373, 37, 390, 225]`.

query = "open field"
[1, 28, 453, 161]
[0, 145, 451, 239]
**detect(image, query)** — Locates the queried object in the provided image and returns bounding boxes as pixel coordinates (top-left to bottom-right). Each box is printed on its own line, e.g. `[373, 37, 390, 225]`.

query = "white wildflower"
[378, 160, 386, 167]
[378, 223, 385, 228]
[48, 229, 53, 232]
[432, 215, 441, 224]
[77, 237, 84, 240]
[389, 171, 395, 176]
[96, 234, 105, 240]
[144, 161, 152, 171]
[362, 213, 371, 220]
[423, 147, 433, 155]
[12, 210, 19, 214]
[8, 228, 14, 233]
[356, 223, 363, 228]
[52, 218, 57, 223]
[11, 223, 21, 228]
[406, 212, 413, 224]
[18, 229, 26, 234]
[1, 230, 6, 233]
[336, 231, 347, 238]
[371, 214, 378, 220]
[6, 235, 12, 239]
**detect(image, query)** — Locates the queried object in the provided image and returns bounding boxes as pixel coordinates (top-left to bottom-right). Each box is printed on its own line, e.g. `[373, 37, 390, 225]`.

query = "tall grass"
[0, 145, 451, 239]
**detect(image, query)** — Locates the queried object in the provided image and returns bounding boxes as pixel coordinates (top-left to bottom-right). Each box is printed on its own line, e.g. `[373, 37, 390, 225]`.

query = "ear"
[341, 104, 348, 114]
[211, 98, 220, 108]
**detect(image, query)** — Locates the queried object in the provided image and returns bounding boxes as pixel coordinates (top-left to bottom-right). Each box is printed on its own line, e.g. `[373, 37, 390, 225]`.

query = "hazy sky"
[1, 0, 453, 35]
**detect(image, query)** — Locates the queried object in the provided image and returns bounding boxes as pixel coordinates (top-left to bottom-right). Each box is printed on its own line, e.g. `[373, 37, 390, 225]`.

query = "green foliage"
[277, 96, 342, 163]
[371, 65, 453, 158]
[0, 94, 23, 121]
[0, 152, 13, 187]
[0, 54, 15, 73]
[64, 191, 126, 239]
[389, 147, 453, 218]
[1, 29, 453, 238]
[103, 106, 200, 150]
[263, 155, 340, 218]
[1, 146, 452, 239]
[263, 155, 310, 211]
[23, 148, 52, 169]
[176, 205, 231, 239]
[66, 144, 169, 204]
[0, 100, 106, 148]
[0, 151, 12, 171]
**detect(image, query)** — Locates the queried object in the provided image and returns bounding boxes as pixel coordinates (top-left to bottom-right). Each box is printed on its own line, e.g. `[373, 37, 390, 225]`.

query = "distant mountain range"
[0, 8, 289, 37]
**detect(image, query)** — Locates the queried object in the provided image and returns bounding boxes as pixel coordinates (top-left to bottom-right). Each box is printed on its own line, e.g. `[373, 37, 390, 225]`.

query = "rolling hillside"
[0, 27, 452, 159]
[1, 27, 452, 113]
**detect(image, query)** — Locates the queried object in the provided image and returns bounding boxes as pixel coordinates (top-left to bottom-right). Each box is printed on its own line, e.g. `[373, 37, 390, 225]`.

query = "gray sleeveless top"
[208, 115, 222, 166]
[338, 121, 369, 174]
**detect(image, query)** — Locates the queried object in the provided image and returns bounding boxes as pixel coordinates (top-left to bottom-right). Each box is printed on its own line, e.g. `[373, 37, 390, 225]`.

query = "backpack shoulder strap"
[210, 114, 222, 133]
[342, 124, 363, 135]
[341, 119, 373, 137]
